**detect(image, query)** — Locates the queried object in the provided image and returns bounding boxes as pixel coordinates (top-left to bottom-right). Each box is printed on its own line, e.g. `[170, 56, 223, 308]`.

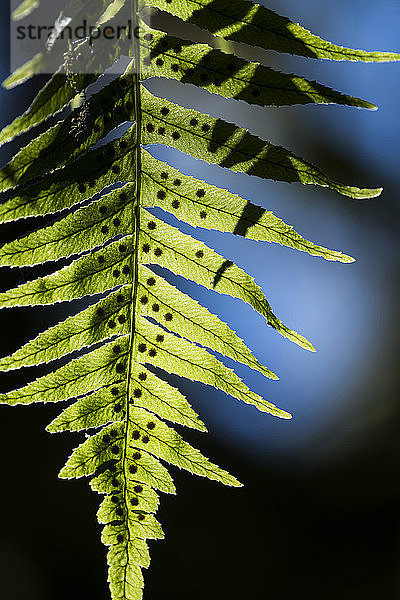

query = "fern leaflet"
[1, 1, 398, 598]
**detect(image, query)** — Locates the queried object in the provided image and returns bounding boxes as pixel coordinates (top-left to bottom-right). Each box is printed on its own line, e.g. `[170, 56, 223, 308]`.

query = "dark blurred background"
[1, 1, 400, 598]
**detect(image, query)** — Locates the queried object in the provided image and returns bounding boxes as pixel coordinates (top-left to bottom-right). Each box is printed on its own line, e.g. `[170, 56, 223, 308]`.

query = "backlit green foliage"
[1, 1, 398, 598]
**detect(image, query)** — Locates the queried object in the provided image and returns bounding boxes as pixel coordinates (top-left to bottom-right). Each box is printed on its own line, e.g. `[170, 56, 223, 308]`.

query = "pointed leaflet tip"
[12, 0, 40, 21]
[281, 411, 292, 420]
[363, 101, 378, 111]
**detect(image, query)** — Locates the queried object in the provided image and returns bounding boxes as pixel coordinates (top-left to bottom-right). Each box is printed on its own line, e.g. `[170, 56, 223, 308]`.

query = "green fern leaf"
[150, 0, 400, 62]
[0, 1, 396, 598]
[11, 0, 40, 21]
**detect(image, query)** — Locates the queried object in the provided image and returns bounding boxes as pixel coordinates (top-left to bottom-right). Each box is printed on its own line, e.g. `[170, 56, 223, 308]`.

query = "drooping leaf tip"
[338, 185, 383, 200]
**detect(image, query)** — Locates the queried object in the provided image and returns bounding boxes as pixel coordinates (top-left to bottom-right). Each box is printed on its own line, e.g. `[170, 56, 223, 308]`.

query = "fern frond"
[0, 1, 396, 598]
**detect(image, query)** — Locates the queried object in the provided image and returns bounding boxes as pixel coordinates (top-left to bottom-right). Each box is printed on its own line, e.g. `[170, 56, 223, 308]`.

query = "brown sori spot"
[154, 248, 162, 257]
[117, 534, 124, 543]
[174, 45, 182, 53]
[129, 465, 137, 474]
[133, 388, 142, 398]
[132, 430, 141, 440]
[172, 131, 180, 140]
[117, 294, 124, 303]
[111, 495, 119, 503]
[172, 200, 180, 209]
[196, 250, 204, 258]
[138, 514, 145, 521]
[161, 107, 169, 115]
[157, 190, 166, 200]
[152, 304, 160, 312]
[120, 192, 127, 201]
[103, 434, 111, 444]
[108, 320, 116, 329]
[147, 221, 157, 230]
[200, 211, 207, 219]
[112, 165, 120, 174]
[142, 435, 150, 444]
[111, 445, 119, 454]
[142, 244, 150, 253]
[149, 349, 157, 357]
[158, 127, 166, 135]
[126, 101, 133, 111]
[130, 497, 139, 506]
[109, 464, 117, 473]
[156, 335, 164, 343]
[112, 477, 119, 487]
[119, 140, 128, 149]
[88, 181, 95, 188]
[147, 422, 156, 430]
[113, 218, 121, 227]
[156, 58, 164, 66]
[116, 363, 124, 374]
[98, 256, 105, 264]
[201, 124, 210, 132]
[121, 79, 128, 87]
[161, 172, 168, 179]
[138, 343, 147, 353]
[144, 33, 153, 41]
[133, 452, 141, 460]
[147, 277, 156, 286]
[140, 296, 148, 305]
[78, 184, 86, 193]
[115, 507, 124, 516]
[113, 269, 121, 278]
[97, 307, 105, 317]
[146, 123, 155, 133]
[113, 345, 121, 354]
[110, 429, 118, 437]
[214, 79, 222, 87]
[190, 118, 198, 126]
[119, 244, 127, 253]
[118, 315, 126, 324]
[165, 313, 173, 321]
[171, 64, 179, 72]
[111, 387, 119, 396]
[122, 266, 130, 275]
[185, 68, 194, 77]
[99, 205, 107, 215]
[196, 189, 205, 197]
[101, 226, 109, 234]
[139, 372, 147, 381]
[114, 404, 122, 413]
[173, 179, 181, 186]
